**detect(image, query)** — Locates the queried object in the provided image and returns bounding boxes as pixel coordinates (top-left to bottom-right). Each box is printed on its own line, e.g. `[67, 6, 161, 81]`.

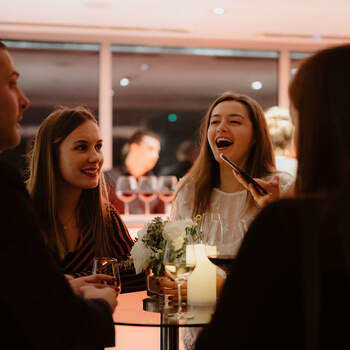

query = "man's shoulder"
[0, 161, 26, 190]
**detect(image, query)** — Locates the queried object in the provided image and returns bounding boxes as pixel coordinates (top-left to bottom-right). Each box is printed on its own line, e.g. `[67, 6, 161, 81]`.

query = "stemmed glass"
[116, 176, 138, 216]
[163, 236, 196, 320]
[138, 176, 158, 215]
[157, 176, 178, 216]
[92, 257, 122, 292]
[203, 213, 236, 274]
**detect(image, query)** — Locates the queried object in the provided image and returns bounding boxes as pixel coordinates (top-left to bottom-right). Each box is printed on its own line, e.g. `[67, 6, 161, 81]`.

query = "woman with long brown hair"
[27, 106, 145, 292]
[172, 92, 294, 350]
[173, 92, 293, 255]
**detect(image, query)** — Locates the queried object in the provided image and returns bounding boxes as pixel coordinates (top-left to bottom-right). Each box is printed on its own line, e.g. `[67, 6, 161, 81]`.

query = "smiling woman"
[26, 106, 146, 292]
[171, 91, 294, 350]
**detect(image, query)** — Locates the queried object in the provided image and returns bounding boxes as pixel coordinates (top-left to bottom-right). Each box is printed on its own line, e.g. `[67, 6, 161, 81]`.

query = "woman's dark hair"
[289, 44, 350, 195]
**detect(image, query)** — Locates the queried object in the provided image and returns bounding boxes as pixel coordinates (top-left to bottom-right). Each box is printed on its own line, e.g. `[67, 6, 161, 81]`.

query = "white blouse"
[172, 172, 294, 256]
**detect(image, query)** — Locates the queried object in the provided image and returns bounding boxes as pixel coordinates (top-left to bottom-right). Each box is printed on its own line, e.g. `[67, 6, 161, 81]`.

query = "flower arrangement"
[130, 216, 201, 277]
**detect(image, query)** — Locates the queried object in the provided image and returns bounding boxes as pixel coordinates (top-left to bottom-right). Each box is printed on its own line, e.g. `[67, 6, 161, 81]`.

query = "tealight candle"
[187, 243, 216, 306]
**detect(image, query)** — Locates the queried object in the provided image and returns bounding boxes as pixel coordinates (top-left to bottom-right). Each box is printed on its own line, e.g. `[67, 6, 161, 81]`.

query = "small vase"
[146, 270, 172, 309]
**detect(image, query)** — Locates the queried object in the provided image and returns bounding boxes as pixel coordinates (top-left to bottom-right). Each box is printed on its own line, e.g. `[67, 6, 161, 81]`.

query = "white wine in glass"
[163, 237, 196, 320]
[116, 176, 138, 215]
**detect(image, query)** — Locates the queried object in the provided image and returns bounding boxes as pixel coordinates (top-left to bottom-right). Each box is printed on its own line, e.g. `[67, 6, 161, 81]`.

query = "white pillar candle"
[187, 244, 216, 307]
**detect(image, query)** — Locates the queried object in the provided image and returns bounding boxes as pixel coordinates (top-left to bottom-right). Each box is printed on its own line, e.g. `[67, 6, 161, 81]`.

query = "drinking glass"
[138, 176, 158, 215]
[157, 176, 178, 216]
[203, 213, 236, 274]
[163, 236, 196, 319]
[116, 176, 138, 215]
[92, 257, 121, 292]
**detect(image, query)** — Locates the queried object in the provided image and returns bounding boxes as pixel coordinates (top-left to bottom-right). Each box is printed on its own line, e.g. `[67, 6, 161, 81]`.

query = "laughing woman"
[171, 92, 294, 350]
[27, 106, 145, 293]
[173, 92, 294, 256]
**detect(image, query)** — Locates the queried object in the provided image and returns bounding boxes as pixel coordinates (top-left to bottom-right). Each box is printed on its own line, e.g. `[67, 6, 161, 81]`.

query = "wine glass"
[203, 213, 236, 274]
[138, 176, 158, 215]
[92, 257, 122, 292]
[116, 176, 138, 216]
[163, 236, 196, 320]
[157, 176, 178, 216]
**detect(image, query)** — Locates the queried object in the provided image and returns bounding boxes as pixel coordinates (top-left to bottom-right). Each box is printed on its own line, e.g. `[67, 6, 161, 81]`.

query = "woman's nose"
[217, 120, 227, 132]
[88, 149, 103, 163]
[19, 89, 30, 112]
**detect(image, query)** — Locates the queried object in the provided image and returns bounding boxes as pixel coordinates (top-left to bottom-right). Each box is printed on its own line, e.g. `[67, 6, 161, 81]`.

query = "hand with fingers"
[80, 284, 118, 312]
[67, 274, 120, 297]
[232, 169, 280, 208]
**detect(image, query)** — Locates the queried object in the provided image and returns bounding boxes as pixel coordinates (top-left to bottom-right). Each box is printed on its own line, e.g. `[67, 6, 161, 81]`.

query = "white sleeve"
[171, 180, 194, 220]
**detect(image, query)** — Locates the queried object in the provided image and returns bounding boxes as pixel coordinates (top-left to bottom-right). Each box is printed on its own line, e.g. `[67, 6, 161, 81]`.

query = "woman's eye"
[95, 143, 103, 151]
[75, 145, 86, 151]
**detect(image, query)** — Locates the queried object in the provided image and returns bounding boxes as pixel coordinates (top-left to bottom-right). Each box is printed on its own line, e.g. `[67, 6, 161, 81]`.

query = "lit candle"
[187, 243, 216, 306]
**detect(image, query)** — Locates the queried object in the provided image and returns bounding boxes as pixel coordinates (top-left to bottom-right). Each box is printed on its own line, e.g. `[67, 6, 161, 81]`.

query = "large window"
[111, 46, 279, 173]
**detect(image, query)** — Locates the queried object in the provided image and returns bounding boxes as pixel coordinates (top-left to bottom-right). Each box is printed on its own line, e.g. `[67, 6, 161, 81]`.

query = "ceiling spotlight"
[312, 33, 322, 40]
[140, 63, 149, 71]
[212, 8, 225, 15]
[120, 77, 130, 87]
[251, 81, 263, 90]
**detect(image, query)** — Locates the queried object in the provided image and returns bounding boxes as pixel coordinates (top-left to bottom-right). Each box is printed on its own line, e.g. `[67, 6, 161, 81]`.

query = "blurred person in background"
[159, 139, 199, 180]
[265, 106, 297, 177]
[0, 41, 117, 350]
[105, 128, 163, 214]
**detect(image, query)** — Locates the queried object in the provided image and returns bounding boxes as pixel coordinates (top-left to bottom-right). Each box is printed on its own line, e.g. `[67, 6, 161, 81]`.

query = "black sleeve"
[0, 163, 115, 349]
[195, 200, 304, 350]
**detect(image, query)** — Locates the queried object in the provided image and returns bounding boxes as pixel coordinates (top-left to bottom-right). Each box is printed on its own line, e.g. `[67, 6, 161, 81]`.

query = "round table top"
[113, 291, 215, 328]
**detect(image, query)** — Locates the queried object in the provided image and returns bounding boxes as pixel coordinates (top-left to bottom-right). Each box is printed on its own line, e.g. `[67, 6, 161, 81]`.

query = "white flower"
[172, 234, 185, 251]
[136, 225, 148, 240]
[130, 239, 152, 274]
[163, 219, 194, 241]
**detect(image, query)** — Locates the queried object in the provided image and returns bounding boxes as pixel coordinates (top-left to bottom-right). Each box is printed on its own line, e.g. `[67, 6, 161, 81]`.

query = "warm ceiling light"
[120, 77, 130, 87]
[140, 63, 149, 71]
[251, 81, 263, 90]
[212, 8, 225, 15]
[312, 33, 322, 40]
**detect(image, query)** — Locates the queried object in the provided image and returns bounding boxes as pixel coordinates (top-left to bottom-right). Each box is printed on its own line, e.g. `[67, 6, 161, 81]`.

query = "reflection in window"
[111, 45, 279, 173]
[290, 51, 313, 79]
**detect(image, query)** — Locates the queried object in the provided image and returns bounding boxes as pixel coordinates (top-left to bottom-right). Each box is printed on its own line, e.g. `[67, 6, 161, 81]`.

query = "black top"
[0, 161, 115, 350]
[195, 196, 350, 350]
[52, 206, 146, 293]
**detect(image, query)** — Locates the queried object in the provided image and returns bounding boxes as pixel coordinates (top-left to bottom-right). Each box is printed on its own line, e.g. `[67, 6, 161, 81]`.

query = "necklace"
[61, 212, 76, 231]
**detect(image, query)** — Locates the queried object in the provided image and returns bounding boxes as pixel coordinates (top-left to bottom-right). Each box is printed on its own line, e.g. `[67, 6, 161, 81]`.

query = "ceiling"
[1, 0, 350, 47]
[1, 0, 350, 126]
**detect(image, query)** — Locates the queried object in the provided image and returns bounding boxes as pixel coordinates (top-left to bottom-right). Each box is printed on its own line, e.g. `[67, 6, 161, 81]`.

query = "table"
[113, 291, 215, 350]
